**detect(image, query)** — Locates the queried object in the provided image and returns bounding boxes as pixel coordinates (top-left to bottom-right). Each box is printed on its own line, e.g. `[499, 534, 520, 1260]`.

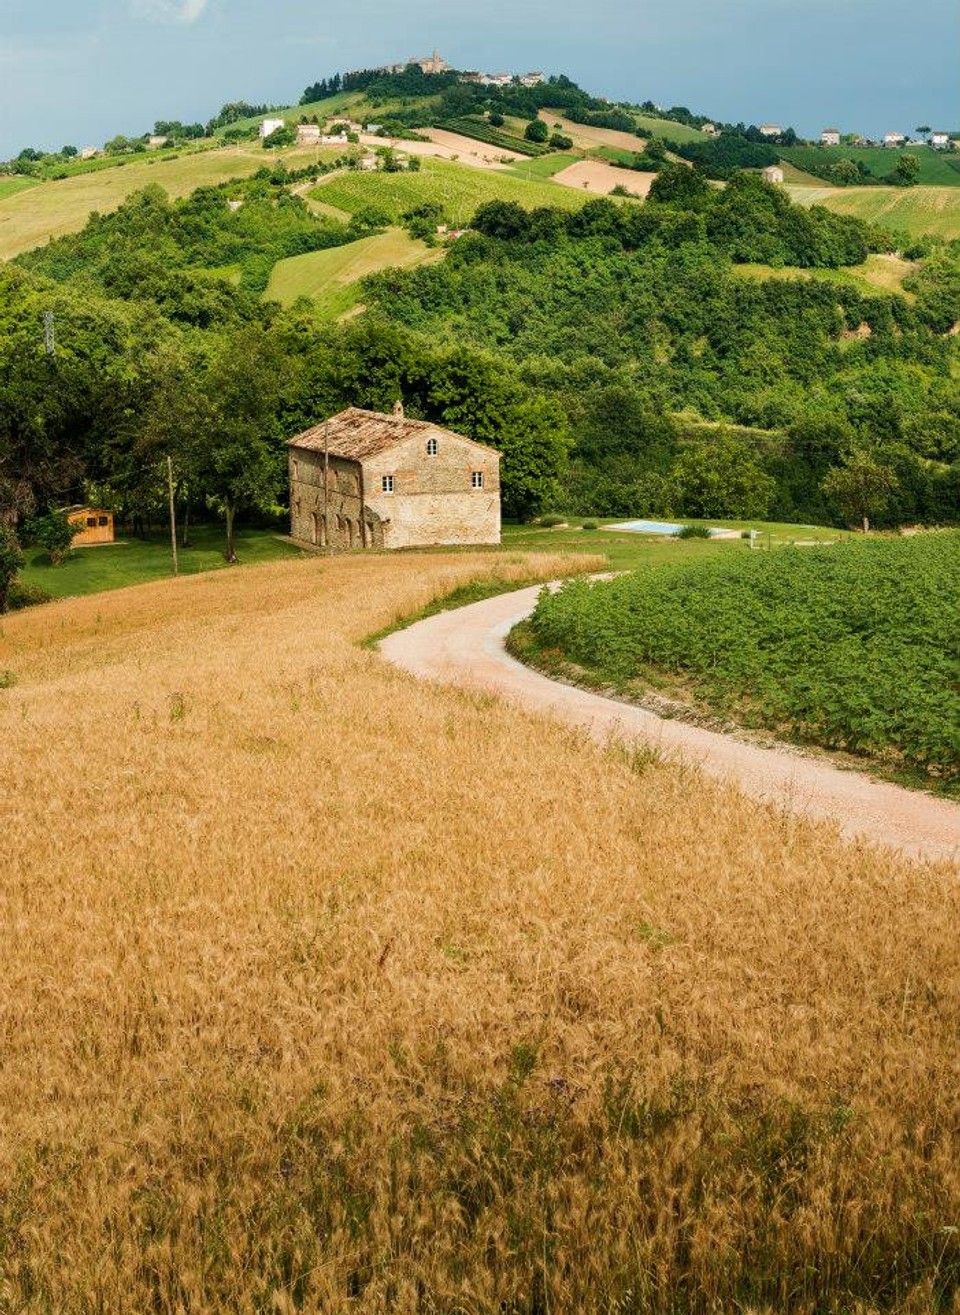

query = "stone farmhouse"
[820, 128, 841, 147]
[762, 164, 785, 184]
[288, 405, 501, 550]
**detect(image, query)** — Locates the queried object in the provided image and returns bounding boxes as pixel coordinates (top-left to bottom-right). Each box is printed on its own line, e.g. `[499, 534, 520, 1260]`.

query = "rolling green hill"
[781, 144, 960, 186]
[264, 228, 443, 315]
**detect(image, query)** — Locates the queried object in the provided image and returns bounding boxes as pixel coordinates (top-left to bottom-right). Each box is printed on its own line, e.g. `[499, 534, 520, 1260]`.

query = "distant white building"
[820, 128, 841, 147]
[884, 131, 906, 148]
[762, 165, 785, 184]
[519, 72, 545, 87]
[79, 147, 98, 160]
[296, 124, 321, 145]
[260, 118, 286, 139]
[702, 123, 718, 136]
[930, 131, 951, 149]
[321, 132, 348, 145]
[759, 123, 782, 138]
[147, 135, 168, 149]
[358, 154, 378, 171]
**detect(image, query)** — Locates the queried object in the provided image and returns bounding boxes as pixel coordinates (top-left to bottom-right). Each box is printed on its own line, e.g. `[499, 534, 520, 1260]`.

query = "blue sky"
[1, 0, 957, 158]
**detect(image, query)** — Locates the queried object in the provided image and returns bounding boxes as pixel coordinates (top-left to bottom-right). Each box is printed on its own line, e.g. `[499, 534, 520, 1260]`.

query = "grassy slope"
[787, 183, 960, 239]
[780, 144, 960, 186]
[308, 156, 591, 224]
[0, 176, 40, 200]
[0, 550, 955, 1310]
[211, 91, 365, 138]
[264, 227, 443, 315]
[0, 145, 340, 260]
[732, 253, 918, 298]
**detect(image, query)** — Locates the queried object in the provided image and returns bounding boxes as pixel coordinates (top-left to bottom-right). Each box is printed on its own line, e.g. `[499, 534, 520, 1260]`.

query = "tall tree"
[821, 451, 899, 532]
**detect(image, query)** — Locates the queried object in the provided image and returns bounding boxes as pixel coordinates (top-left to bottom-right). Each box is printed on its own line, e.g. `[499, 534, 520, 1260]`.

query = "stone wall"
[364, 432, 500, 549]
[289, 452, 384, 550]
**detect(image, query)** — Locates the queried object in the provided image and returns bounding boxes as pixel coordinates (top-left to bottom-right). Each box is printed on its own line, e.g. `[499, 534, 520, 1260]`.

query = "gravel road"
[379, 583, 960, 867]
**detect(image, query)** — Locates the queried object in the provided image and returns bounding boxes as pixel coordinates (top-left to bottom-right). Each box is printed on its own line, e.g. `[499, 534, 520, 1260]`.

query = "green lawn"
[780, 144, 960, 187]
[501, 517, 842, 572]
[17, 525, 302, 601]
[264, 228, 443, 315]
[308, 157, 591, 226]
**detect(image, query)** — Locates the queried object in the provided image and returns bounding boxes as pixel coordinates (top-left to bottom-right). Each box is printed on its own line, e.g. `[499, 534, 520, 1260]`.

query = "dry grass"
[1, 551, 958, 1313]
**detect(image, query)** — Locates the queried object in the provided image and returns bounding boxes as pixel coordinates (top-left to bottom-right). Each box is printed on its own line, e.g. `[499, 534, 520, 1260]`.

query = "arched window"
[426, 437, 438, 456]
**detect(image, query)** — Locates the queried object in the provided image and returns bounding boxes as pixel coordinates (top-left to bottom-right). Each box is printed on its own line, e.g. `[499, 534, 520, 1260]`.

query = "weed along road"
[380, 583, 960, 867]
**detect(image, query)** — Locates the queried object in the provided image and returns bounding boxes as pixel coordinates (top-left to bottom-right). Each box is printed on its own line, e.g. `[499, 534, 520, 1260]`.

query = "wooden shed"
[67, 506, 115, 546]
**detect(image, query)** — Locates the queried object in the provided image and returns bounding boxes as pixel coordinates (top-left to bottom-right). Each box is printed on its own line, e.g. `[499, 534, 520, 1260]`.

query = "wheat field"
[1, 551, 958, 1313]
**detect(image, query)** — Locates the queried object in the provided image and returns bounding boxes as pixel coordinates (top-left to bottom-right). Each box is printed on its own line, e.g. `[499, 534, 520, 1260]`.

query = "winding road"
[379, 583, 960, 867]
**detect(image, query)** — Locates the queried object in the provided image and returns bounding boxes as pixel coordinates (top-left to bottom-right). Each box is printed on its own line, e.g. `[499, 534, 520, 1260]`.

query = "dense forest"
[2, 166, 959, 576]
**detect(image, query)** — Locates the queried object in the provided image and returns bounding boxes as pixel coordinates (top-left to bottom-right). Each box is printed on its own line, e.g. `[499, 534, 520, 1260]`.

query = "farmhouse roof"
[288, 408, 499, 461]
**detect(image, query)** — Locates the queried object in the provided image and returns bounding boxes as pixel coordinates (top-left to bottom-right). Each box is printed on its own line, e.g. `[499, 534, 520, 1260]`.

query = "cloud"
[132, 0, 210, 23]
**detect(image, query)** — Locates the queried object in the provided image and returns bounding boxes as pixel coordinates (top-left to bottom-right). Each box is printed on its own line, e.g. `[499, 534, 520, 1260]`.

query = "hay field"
[1, 552, 958, 1312]
[538, 110, 649, 153]
[786, 183, 960, 240]
[0, 146, 340, 260]
[264, 228, 444, 315]
[553, 158, 656, 196]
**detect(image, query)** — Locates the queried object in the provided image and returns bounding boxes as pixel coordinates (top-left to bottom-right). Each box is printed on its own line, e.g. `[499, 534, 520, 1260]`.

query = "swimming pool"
[605, 519, 686, 536]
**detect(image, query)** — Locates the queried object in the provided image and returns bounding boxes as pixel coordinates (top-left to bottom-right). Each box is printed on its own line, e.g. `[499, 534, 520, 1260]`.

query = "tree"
[188, 332, 290, 562]
[821, 451, 899, 532]
[25, 511, 78, 565]
[648, 164, 712, 209]
[0, 526, 24, 613]
[670, 435, 776, 518]
[894, 153, 920, 185]
[489, 112, 505, 128]
[524, 119, 549, 143]
[916, 125, 931, 136]
[262, 124, 296, 150]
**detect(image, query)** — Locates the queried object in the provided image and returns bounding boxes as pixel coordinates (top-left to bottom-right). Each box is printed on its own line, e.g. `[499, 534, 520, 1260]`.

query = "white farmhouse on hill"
[259, 117, 286, 139]
[930, 131, 951, 149]
[296, 124, 321, 145]
[762, 165, 785, 184]
[759, 123, 782, 138]
[820, 128, 841, 147]
[884, 131, 906, 148]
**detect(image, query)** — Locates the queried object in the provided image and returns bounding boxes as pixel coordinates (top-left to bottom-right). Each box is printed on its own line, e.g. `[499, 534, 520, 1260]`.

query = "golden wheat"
[0, 551, 957, 1313]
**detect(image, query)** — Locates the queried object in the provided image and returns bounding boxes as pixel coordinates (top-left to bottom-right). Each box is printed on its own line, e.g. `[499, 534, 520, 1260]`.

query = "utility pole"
[167, 455, 179, 575]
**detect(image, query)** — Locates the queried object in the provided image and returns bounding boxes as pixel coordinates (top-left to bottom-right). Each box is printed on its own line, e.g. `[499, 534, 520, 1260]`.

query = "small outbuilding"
[820, 129, 841, 147]
[288, 405, 501, 551]
[762, 165, 785, 184]
[67, 506, 115, 546]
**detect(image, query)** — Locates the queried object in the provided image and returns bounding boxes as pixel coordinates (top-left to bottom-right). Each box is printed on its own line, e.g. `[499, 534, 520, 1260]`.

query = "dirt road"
[379, 584, 960, 866]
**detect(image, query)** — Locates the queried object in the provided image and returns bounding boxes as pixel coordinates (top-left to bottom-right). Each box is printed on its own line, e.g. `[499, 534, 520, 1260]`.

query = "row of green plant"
[442, 117, 551, 157]
[525, 532, 960, 787]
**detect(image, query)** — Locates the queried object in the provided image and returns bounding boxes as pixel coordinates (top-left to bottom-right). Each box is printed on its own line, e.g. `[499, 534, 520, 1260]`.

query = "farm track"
[380, 584, 960, 866]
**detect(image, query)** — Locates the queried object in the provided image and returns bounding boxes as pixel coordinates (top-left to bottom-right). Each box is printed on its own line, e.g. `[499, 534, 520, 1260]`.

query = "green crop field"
[505, 153, 582, 180]
[307, 157, 591, 226]
[633, 114, 709, 144]
[522, 531, 960, 789]
[786, 184, 960, 239]
[780, 144, 960, 186]
[264, 228, 443, 315]
[0, 145, 315, 260]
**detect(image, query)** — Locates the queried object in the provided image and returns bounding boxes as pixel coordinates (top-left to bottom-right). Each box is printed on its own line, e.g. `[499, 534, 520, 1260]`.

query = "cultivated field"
[552, 158, 656, 196]
[0, 145, 341, 260]
[309, 157, 590, 225]
[538, 110, 650, 153]
[1, 551, 958, 1310]
[264, 228, 444, 315]
[787, 183, 960, 240]
[418, 127, 526, 166]
[780, 144, 960, 187]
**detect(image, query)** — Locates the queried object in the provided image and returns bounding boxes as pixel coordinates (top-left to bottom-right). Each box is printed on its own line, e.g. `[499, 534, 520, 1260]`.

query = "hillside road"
[379, 584, 960, 867]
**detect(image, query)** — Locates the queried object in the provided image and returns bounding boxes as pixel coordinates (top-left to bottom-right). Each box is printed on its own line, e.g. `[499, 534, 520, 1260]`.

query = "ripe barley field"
[0, 551, 958, 1313]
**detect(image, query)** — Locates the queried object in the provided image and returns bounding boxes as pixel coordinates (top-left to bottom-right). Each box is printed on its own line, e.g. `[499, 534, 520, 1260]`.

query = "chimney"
[393, 399, 404, 420]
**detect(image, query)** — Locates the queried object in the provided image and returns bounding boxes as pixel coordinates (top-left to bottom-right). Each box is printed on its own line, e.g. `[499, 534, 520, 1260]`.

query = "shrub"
[581, 520, 599, 531]
[524, 120, 549, 144]
[538, 514, 566, 527]
[24, 511, 79, 565]
[8, 581, 53, 610]
[677, 523, 711, 538]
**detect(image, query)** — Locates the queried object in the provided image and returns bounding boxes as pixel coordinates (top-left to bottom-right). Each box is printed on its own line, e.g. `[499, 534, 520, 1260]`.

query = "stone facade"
[288, 408, 501, 551]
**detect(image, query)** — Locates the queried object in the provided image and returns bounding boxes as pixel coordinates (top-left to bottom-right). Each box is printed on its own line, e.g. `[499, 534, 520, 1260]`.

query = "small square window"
[382, 475, 395, 493]
[86, 517, 96, 527]
[426, 437, 438, 456]
[97, 516, 108, 526]
[471, 471, 484, 489]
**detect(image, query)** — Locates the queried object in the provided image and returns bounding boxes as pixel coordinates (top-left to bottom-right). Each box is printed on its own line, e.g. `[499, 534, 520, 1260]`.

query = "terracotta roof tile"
[288, 408, 498, 461]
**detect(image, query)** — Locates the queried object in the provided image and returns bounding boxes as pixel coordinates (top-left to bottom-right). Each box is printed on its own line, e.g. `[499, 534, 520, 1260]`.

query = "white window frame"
[426, 437, 438, 456]
[471, 471, 484, 489]
[382, 474, 395, 493]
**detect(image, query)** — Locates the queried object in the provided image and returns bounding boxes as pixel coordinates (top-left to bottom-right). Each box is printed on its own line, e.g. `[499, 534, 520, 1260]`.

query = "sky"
[1, 0, 957, 158]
